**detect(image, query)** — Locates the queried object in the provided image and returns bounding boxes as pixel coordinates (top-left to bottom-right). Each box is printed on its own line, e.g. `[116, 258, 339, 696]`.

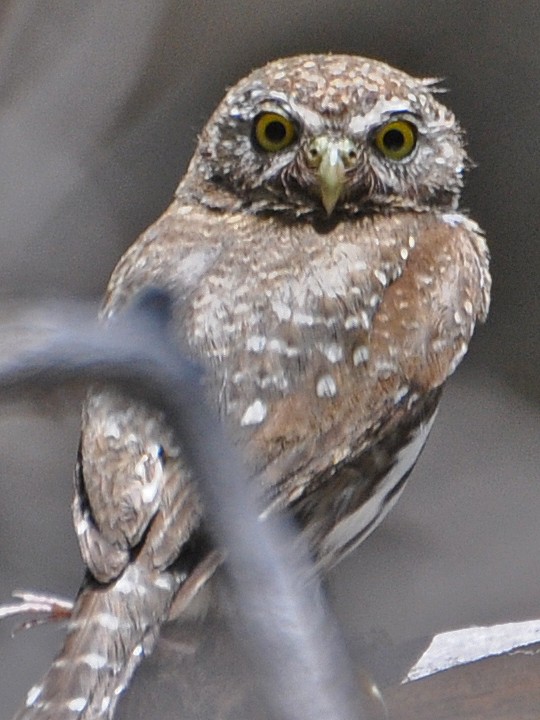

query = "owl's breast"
[176, 208, 487, 487]
[184, 212, 418, 443]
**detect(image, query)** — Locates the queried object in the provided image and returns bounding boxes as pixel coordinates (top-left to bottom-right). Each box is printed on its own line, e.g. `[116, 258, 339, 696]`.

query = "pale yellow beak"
[307, 137, 357, 215]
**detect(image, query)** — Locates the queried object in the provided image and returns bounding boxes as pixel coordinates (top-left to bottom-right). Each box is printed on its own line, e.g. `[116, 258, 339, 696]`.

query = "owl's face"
[184, 55, 467, 219]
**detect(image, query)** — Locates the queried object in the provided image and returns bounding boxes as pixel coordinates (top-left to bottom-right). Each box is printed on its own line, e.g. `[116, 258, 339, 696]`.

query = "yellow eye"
[253, 112, 297, 152]
[374, 119, 417, 161]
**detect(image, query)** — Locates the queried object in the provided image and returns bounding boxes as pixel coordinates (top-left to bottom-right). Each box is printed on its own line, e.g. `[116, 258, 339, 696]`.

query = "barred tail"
[14, 563, 181, 720]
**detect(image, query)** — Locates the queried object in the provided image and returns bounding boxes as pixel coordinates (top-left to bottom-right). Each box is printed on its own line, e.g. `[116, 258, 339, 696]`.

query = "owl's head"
[181, 55, 468, 219]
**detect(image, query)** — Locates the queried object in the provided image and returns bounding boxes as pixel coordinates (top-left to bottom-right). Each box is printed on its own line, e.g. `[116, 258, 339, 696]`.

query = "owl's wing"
[76, 201, 224, 583]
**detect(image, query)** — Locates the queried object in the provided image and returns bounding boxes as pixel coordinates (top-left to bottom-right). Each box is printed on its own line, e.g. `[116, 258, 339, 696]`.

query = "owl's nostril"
[306, 141, 325, 167]
[307, 137, 358, 170]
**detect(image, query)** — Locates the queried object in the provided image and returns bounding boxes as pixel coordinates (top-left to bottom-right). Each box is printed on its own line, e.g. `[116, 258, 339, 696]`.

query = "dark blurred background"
[0, 1, 538, 717]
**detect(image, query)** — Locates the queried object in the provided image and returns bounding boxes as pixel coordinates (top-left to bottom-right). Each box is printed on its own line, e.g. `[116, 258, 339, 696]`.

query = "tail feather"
[14, 563, 183, 720]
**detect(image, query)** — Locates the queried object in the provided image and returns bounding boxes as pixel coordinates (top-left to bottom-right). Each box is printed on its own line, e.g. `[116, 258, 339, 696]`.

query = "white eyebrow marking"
[349, 99, 416, 134]
[287, 98, 324, 131]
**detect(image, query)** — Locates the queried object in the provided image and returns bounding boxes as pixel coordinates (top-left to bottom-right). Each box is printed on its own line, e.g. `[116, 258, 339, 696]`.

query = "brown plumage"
[14, 54, 490, 719]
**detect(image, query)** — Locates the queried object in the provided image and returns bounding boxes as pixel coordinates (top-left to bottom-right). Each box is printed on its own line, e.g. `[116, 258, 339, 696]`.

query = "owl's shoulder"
[102, 201, 234, 317]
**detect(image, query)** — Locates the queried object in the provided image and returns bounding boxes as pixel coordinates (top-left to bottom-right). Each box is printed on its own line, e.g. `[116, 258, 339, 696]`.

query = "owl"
[12, 54, 490, 720]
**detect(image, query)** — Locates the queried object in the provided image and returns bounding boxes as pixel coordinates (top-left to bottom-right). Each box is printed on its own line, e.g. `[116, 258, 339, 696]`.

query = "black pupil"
[265, 120, 287, 144]
[383, 128, 405, 150]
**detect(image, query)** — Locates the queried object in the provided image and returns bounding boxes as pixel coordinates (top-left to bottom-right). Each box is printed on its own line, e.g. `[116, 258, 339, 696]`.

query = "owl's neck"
[175, 174, 456, 226]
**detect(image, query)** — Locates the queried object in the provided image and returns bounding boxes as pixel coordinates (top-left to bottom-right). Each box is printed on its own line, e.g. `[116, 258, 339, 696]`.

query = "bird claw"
[0, 591, 73, 635]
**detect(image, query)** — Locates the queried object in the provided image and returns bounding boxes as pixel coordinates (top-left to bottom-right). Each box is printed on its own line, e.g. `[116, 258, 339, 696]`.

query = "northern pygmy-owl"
[13, 54, 490, 719]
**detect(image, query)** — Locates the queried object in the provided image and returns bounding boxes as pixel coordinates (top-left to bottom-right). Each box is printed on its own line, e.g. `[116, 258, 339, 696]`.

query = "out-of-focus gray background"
[0, 1, 538, 717]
